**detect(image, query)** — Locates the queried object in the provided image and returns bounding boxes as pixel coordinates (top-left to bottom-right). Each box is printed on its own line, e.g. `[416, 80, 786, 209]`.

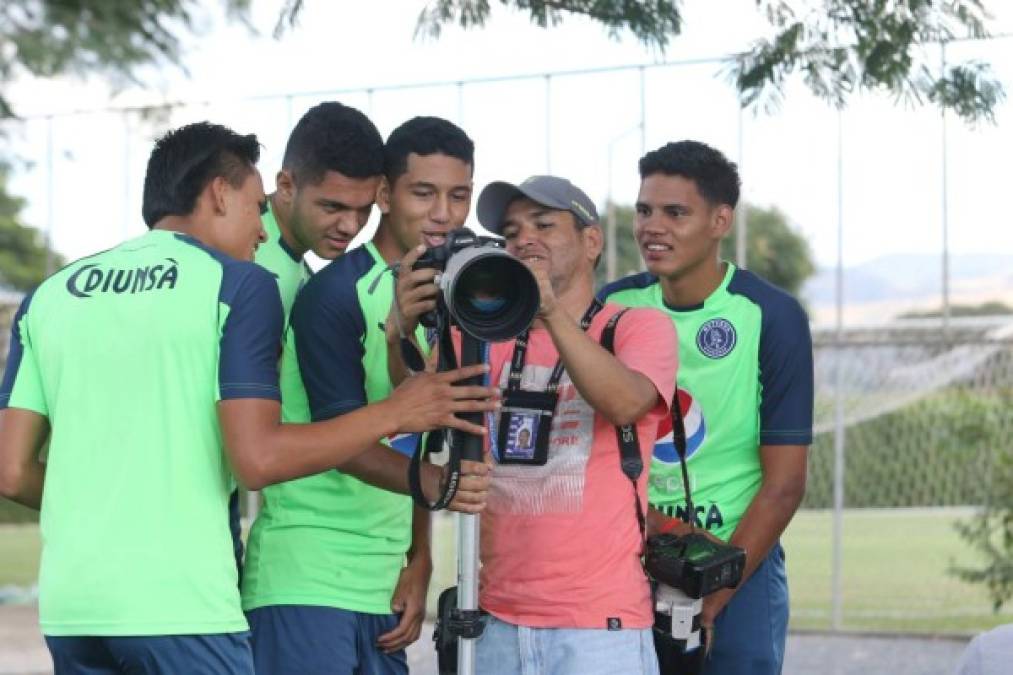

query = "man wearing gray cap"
[392, 175, 679, 674]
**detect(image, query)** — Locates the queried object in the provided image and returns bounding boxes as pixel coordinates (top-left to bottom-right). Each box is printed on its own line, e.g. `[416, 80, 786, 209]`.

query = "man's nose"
[637, 213, 663, 235]
[514, 223, 539, 248]
[430, 194, 451, 224]
[335, 211, 360, 234]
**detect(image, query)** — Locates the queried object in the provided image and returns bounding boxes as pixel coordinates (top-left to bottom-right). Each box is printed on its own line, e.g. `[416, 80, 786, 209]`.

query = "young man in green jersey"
[256, 101, 384, 318]
[599, 140, 813, 675]
[252, 105, 491, 512]
[0, 121, 496, 675]
[242, 116, 479, 675]
[236, 101, 380, 573]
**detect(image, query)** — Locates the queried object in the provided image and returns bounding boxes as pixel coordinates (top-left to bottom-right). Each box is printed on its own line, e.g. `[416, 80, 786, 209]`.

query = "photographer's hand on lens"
[522, 255, 559, 321]
[384, 364, 499, 436]
[392, 244, 440, 334]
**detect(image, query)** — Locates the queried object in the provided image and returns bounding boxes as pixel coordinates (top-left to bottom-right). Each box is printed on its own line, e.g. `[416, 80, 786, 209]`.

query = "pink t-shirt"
[478, 303, 678, 629]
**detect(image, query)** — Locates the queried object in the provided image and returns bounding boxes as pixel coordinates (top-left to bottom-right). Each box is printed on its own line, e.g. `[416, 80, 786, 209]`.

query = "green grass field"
[428, 507, 1013, 636]
[3, 508, 1012, 635]
[780, 508, 1013, 634]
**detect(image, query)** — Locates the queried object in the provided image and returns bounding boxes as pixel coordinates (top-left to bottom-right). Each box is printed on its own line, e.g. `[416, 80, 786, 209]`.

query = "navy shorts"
[702, 542, 789, 675]
[45, 632, 254, 675]
[246, 605, 408, 675]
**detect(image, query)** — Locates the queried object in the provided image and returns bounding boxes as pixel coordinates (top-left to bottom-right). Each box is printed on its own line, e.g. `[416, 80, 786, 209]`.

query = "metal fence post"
[831, 108, 846, 631]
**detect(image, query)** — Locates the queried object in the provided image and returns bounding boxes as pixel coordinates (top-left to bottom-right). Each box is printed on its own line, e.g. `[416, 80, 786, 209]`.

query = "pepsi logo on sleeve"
[653, 388, 706, 464]
[388, 433, 418, 457]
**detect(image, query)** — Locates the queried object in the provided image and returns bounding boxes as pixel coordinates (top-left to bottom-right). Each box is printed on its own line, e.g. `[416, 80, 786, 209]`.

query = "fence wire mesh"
[807, 319, 1013, 510]
[793, 317, 1013, 633]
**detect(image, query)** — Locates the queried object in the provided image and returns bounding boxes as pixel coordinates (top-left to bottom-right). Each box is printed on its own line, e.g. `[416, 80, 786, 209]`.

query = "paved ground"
[0, 606, 47, 675]
[0, 605, 970, 675]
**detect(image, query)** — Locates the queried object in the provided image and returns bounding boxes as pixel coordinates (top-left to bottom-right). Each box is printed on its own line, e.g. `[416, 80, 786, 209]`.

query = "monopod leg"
[456, 512, 480, 673]
[454, 333, 486, 675]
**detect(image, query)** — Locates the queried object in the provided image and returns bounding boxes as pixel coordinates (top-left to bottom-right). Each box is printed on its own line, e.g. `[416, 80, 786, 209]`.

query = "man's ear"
[711, 204, 734, 240]
[583, 222, 605, 264]
[210, 176, 230, 216]
[275, 170, 295, 204]
[376, 176, 393, 215]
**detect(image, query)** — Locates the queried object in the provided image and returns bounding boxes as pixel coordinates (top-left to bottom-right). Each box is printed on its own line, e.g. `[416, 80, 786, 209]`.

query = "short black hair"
[384, 116, 474, 184]
[142, 122, 260, 227]
[282, 101, 384, 185]
[638, 140, 741, 208]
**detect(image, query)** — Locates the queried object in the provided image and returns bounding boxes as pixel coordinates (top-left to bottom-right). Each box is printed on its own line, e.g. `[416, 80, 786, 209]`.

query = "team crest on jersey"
[653, 388, 706, 464]
[696, 318, 736, 359]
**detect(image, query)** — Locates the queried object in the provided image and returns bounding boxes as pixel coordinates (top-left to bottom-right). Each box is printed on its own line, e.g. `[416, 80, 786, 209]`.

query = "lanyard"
[506, 298, 604, 394]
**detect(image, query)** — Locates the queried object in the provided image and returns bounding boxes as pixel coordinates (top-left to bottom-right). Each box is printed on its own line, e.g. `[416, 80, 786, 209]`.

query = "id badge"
[497, 389, 557, 466]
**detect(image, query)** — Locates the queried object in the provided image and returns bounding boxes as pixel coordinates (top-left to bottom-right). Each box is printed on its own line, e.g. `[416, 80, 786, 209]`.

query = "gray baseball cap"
[477, 175, 599, 235]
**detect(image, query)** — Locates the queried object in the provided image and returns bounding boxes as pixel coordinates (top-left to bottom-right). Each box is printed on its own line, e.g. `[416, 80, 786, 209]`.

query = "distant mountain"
[800, 253, 1013, 325]
[803, 254, 1013, 306]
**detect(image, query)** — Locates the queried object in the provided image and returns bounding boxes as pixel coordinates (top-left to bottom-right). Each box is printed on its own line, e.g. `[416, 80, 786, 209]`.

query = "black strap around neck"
[507, 298, 604, 393]
[598, 308, 646, 545]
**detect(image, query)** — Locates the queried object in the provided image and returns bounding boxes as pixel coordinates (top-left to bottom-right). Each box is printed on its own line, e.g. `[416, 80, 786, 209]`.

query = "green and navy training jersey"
[600, 263, 813, 542]
[242, 242, 424, 615]
[0, 229, 283, 636]
[255, 201, 312, 320]
[221, 201, 310, 569]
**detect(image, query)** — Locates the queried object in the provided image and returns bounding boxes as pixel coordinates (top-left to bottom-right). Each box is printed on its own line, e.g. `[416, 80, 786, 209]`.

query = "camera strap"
[600, 309, 694, 544]
[407, 310, 464, 511]
[598, 308, 647, 547]
[493, 299, 605, 467]
[409, 300, 607, 509]
[507, 298, 604, 393]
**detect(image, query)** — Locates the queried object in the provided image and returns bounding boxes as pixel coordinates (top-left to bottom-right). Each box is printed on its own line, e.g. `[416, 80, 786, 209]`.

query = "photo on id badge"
[498, 388, 555, 465]
[505, 415, 538, 460]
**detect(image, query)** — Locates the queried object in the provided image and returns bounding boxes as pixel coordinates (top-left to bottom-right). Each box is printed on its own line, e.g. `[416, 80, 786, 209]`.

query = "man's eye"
[536, 221, 553, 229]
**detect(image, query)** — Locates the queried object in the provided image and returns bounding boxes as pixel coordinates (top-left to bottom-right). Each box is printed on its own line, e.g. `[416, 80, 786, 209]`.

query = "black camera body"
[408, 228, 540, 343]
[647, 532, 746, 673]
[646, 532, 746, 599]
[412, 229, 500, 274]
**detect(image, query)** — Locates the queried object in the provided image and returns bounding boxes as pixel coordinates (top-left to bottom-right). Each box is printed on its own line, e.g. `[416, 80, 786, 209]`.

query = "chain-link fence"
[808, 320, 1013, 510]
[790, 317, 1013, 633]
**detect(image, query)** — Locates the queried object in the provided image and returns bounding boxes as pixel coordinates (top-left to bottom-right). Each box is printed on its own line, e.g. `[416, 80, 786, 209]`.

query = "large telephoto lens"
[441, 247, 540, 342]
